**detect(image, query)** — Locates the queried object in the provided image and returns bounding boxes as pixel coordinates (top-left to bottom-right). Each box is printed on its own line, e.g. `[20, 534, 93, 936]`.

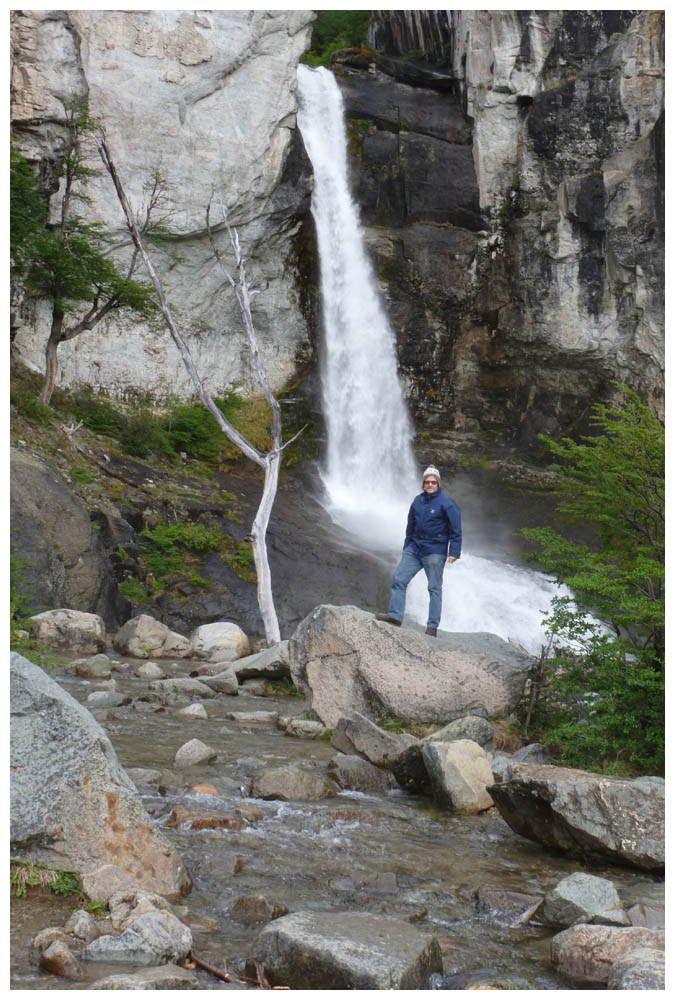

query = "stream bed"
[11, 655, 664, 990]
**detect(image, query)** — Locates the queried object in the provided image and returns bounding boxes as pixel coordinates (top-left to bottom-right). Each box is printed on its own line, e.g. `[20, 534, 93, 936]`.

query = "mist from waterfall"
[296, 65, 568, 653]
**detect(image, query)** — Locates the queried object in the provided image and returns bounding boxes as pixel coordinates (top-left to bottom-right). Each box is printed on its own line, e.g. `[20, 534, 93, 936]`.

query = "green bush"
[73, 391, 126, 436]
[118, 578, 148, 603]
[120, 408, 173, 459]
[139, 519, 224, 582]
[301, 11, 370, 67]
[522, 387, 664, 775]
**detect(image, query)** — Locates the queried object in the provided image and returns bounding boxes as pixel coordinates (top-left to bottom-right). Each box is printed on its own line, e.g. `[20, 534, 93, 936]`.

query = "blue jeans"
[388, 548, 446, 629]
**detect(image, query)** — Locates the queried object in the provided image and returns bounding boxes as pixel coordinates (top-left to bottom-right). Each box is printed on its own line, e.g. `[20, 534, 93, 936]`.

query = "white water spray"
[297, 65, 568, 651]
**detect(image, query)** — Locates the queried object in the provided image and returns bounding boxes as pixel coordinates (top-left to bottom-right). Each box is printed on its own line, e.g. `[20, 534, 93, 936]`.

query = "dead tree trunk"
[96, 134, 300, 646]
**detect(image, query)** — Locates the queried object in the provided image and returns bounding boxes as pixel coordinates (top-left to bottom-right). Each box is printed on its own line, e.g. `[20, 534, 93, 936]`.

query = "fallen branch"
[186, 949, 255, 986]
[509, 897, 544, 928]
[58, 424, 152, 493]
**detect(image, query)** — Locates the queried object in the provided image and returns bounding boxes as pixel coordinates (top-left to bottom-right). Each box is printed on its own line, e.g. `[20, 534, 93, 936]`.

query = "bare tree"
[96, 133, 303, 645]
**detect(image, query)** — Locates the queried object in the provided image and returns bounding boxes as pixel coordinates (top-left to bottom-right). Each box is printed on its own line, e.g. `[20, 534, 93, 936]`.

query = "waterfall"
[296, 65, 568, 652]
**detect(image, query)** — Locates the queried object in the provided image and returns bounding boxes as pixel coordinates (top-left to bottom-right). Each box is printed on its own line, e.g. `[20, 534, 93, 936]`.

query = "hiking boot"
[375, 613, 402, 627]
[425, 627, 437, 637]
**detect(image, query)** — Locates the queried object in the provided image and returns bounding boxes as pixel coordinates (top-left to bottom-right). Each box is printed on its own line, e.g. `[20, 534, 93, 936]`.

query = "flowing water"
[296, 65, 572, 653]
[10, 658, 664, 990]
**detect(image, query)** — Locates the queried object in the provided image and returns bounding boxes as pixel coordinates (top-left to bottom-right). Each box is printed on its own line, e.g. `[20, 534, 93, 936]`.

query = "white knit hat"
[422, 465, 441, 485]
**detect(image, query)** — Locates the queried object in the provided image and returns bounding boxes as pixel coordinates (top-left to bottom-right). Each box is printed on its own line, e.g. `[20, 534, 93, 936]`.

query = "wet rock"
[108, 888, 172, 932]
[94, 678, 118, 691]
[331, 711, 416, 767]
[234, 641, 291, 680]
[248, 910, 442, 988]
[113, 614, 191, 659]
[190, 621, 250, 662]
[72, 653, 113, 679]
[126, 767, 162, 786]
[541, 872, 630, 928]
[391, 743, 432, 795]
[89, 963, 200, 989]
[289, 605, 534, 727]
[40, 939, 84, 979]
[428, 969, 529, 990]
[29, 609, 107, 654]
[86, 690, 128, 709]
[189, 782, 220, 796]
[488, 763, 665, 871]
[200, 665, 239, 695]
[240, 677, 268, 696]
[422, 739, 494, 813]
[358, 871, 399, 895]
[165, 806, 246, 832]
[32, 927, 71, 953]
[249, 764, 338, 801]
[135, 661, 166, 680]
[174, 702, 208, 720]
[196, 854, 245, 878]
[228, 710, 279, 724]
[476, 888, 543, 923]
[550, 925, 665, 983]
[64, 908, 99, 943]
[174, 738, 217, 769]
[147, 677, 216, 703]
[327, 753, 397, 793]
[235, 802, 264, 823]
[82, 909, 192, 966]
[285, 718, 326, 738]
[10, 655, 190, 896]
[230, 894, 289, 924]
[607, 946, 666, 990]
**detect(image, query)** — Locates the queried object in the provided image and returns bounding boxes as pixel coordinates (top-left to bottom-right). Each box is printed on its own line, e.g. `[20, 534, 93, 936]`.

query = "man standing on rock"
[377, 466, 461, 637]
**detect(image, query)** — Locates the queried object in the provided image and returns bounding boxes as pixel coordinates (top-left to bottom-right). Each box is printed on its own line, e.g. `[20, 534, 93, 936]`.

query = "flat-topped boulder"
[289, 605, 534, 728]
[489, 762, 664, 872]
[29, 609, 106, 655]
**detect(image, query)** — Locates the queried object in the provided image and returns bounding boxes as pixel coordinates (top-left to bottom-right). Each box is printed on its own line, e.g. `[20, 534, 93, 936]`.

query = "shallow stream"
[11, 656, 664, 990]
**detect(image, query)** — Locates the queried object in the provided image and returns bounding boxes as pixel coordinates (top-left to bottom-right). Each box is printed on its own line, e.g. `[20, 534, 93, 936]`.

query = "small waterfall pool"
[296, 65, 572, 654]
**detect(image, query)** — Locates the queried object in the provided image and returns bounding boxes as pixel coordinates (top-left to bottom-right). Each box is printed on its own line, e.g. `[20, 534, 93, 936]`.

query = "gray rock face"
[147, 677, 216, 703]
[289, 605, 534, 728]
[341, 11, 664, 454]
[200, 665, 239, 695]
[29, 608, 107, 655]
[422, 715, 495, 754]
[249, 910, 442, 989]
[174, 739, 217, 769]
[489, 762, 665, 872]
[73, 654, 113, 679]
[607, 946, 666, 990]
[234, 641, 291, 680]
[10, 653, 190, 896]
[10, 10, 314, 401]
[10, 451, 124, 626]
[550, 925, 665, 984]
[541, 873, 630, 928]
[114, 614, 191, 659]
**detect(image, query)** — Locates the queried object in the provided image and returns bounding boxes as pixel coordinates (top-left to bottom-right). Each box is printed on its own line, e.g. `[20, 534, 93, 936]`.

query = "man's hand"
[447, 556, 457, 564]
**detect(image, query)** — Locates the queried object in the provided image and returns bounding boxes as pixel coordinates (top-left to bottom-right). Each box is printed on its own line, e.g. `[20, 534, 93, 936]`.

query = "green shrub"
[70, 465, 95, 485]
[120, 407, 173, 459]
[301, 11, 370, 67]
[118, 578, 147, 603]
[139, 519, 224, 581]
[73, 391, 126, 435]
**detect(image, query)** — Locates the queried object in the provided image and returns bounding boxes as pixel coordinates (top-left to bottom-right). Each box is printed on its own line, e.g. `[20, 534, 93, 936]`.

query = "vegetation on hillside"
[521, 387, 664, 775]
[301, 11, 371, 67]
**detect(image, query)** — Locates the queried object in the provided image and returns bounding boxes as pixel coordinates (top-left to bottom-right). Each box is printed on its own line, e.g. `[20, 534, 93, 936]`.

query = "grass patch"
[118, 578, 148, 603]
[10, 862, 106, 915]
[263, 676, 303, 698]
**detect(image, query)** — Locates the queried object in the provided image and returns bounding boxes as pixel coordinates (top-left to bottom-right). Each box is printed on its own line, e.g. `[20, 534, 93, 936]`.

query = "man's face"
[423, 477, 439, 494]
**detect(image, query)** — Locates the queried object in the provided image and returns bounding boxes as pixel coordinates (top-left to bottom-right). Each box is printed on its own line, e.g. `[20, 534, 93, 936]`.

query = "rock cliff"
[10, 10, 315, 400]
[340, 10, 663, 454]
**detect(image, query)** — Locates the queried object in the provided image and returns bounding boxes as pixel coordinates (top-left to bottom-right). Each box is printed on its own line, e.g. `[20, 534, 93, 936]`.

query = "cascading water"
[296, 65, 568, 652]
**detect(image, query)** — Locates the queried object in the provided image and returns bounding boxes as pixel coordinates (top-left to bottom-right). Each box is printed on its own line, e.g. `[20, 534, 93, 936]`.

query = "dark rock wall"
[333, 10, 663, 458]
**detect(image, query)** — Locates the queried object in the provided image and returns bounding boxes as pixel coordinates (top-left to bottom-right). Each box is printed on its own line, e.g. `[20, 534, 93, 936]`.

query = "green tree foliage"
[301, 11, 370, 67]
[10, 99, 155, 404]
[521, 387, 664, 774]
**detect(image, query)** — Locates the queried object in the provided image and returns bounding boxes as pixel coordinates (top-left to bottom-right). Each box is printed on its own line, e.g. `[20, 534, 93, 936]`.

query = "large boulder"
[327, 754, 397, 793]
[550, 925, 665, 984]
[540, 872, 630, 928]
[489, 762, 665, 872]
[248, 910, 442, 989]
[607, 946, 666, 990]
[82, 910, 192, 966]
[234, 641, 291, 680]
[29, 609, 106, 655]
[10, 653, 190, 896]
[289, 605, 534, 727]
[113, 614, 191, 659]
[190, 621, 250, 662]
[249, 764, 338, 802]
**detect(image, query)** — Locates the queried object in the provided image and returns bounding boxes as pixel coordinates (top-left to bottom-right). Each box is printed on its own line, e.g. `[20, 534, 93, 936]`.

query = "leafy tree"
[521, 387, 664, 774]
[10, 99, 155, 404]
[301, 11, 370, 67]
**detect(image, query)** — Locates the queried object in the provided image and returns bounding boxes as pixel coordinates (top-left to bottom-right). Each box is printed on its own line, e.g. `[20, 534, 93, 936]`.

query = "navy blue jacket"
[403, 489, 462, 559]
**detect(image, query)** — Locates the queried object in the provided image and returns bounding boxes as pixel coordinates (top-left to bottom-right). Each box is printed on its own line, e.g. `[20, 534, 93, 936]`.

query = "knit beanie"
[422, 465, 441, 486]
